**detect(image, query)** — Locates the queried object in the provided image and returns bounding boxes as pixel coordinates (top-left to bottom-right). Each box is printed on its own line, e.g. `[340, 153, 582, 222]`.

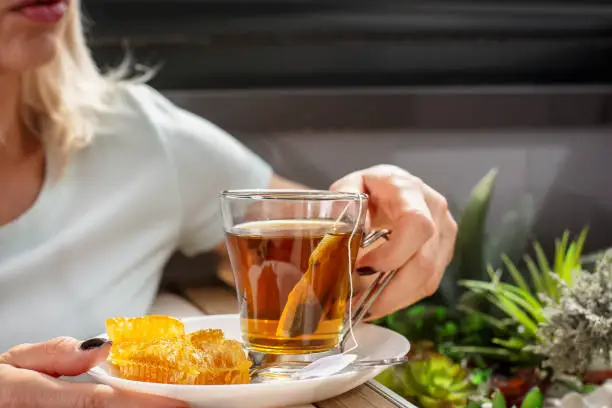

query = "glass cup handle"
[360, 229, 392, 248]
[343, 229, 397, 339]
[341, 229, 397, 345]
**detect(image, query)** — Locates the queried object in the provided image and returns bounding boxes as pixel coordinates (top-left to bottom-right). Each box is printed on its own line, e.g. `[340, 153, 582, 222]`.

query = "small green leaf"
[445, 345, 514, 358]
[533, 241, 556, 298]
[561, 243, 577, 284]
[492, 389, 507, 408]
[492, 337, 527, 350]
[434, 306, 447, 321]
[574, 227, 589, 265]
[457, 305, 512, 333]
[440, 322, 458, 337]
[524, 255, 546, 295]
[470, 368, 492, 385]
[520, 387, 543, 408]
[554, 231, 570, 276]
[501, 285, 543, 316]
[484, 293, 538, 336]
[495, 288, 545, 323]
[501, 254, 531, 295]
[407, 305, 426, 317]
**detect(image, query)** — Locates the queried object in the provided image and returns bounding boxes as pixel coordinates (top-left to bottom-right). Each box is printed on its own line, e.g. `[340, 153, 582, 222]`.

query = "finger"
[357, 176, 435, 271]
[0, 364, 188, 408]
[364, 262, 440, 320]
[329, 168, 366, 194]
[439, 210, 458, 266]
[420, 182, 448, 221]
[364, 238, 443, 319]
[329, 172, 373, 230]
[364, 208, 455, 319]
[0, 337, 111, 377]
[421, 182, 458, 266]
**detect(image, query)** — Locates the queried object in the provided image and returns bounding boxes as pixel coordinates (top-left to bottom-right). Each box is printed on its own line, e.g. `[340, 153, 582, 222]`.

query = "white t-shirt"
[0, 84, 272, 352]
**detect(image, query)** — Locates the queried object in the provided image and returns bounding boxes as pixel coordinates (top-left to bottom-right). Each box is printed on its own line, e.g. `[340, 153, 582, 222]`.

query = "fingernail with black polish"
[80, 338, 111, 351]
[357, 267, 378, 276]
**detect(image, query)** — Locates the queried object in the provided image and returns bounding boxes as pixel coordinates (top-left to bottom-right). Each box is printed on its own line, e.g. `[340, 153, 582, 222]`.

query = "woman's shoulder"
[92, 83, 198, 160]
[91, 82, 267, 176]
[97, 83, 228, 147]
[99, 83, 179, 136]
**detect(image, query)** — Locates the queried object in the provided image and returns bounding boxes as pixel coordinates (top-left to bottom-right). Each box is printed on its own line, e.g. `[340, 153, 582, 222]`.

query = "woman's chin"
[0, 36, 59, 73]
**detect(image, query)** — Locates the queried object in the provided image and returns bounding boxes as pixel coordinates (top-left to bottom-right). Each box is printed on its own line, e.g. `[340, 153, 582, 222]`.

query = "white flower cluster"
[532, 251, 612, 376]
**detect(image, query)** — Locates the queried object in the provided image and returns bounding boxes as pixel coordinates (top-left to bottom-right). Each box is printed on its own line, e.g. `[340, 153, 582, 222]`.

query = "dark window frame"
[85, 1, 612, 89]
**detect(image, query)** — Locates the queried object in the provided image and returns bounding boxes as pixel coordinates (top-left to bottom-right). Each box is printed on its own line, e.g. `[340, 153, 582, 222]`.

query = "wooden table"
[179, 286, 416, 408]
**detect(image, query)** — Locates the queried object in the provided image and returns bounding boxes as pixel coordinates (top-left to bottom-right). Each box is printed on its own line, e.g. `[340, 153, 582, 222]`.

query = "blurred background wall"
[83, 0, 612, 287]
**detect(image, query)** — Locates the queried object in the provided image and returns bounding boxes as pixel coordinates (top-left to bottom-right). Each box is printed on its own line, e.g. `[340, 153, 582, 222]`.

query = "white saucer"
[88, 314, 410, 408]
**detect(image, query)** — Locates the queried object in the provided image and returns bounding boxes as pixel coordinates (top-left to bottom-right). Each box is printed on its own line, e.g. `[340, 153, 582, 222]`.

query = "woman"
[0, 0, 457, 406]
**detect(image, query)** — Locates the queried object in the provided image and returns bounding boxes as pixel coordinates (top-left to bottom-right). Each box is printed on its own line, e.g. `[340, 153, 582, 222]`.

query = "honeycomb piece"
[105, 315, 251, 385]
[115, 360, 198, 385]
[109, 340, 144, 365]
[191, 338, 251, 384]
[188, 329, 224, 349]
[112, 338, 199, 385]
[106, 315, 185, 344]
[194, 365, 252, 385]
[201, 340, 249, 369]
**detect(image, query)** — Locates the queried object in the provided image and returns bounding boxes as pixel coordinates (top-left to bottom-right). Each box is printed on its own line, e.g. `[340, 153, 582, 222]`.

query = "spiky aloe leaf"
[441, 168, 498, 305]
[486, 194, 534, 271]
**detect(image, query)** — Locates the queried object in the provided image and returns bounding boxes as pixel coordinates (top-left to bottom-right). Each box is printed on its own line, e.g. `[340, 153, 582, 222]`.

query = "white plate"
[88, 314, 410, 408]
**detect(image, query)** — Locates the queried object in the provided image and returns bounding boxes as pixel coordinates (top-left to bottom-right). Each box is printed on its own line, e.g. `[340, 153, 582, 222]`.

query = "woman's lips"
[11, 0, 68, 24]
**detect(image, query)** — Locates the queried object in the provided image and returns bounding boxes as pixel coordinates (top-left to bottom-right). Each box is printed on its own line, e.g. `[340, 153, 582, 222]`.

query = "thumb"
[0, 364, 188, 408]
[0, 337, 111, 377]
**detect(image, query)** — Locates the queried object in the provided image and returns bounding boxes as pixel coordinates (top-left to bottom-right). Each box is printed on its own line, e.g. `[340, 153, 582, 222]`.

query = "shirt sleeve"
[136, 85, 273, 256]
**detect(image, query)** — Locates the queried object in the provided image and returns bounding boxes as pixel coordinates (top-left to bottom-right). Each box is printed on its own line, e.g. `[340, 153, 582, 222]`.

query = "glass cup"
[220, 190, 371, 370]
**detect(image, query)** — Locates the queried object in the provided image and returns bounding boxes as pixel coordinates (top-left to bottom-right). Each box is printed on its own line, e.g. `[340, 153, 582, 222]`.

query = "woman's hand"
[330, 164, 458, 319]
[0, 337, 187, 408]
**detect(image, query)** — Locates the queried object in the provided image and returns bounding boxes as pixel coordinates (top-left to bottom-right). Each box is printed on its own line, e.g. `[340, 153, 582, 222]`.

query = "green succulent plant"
[454, 228, 589, 365]
[467, 387, 543, 408]
[376, 354, 474, 408]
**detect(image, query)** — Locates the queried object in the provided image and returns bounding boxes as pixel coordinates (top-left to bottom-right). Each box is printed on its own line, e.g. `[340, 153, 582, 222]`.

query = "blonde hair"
[20, 0, 143, 170]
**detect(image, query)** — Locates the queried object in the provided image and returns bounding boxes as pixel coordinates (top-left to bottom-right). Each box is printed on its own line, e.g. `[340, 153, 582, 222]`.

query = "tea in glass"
[226, 219, 362, 354]
[220, 191, 367, 357]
